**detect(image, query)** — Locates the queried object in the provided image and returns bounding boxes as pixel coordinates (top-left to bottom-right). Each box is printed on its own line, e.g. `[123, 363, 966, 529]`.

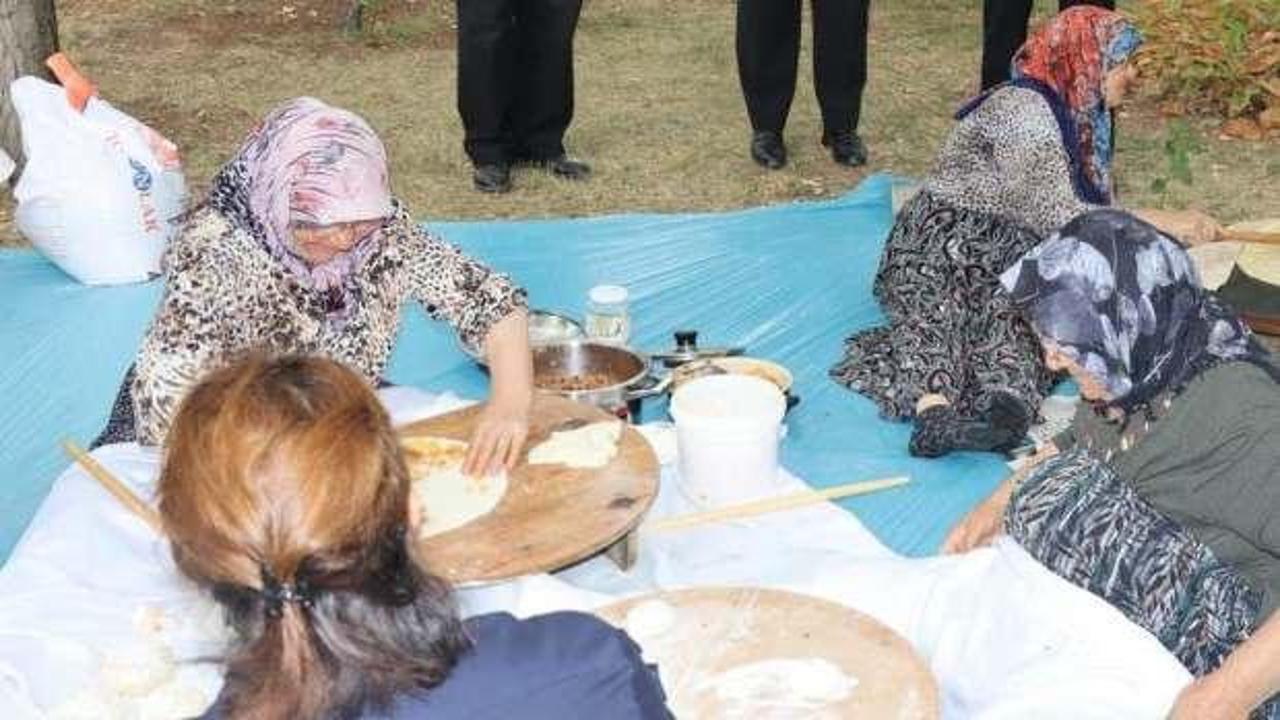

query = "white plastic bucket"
[670, 374, 786, 509]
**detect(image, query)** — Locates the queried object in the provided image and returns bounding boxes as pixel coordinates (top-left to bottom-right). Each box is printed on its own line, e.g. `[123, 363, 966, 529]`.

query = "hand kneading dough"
[404, 436, 508, 539]
[528, 420, 623, 469]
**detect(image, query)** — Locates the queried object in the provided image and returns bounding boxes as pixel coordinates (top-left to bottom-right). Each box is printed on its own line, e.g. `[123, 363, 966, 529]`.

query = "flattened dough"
[404, 436, 508, 538]
[527, 420, 623, 469]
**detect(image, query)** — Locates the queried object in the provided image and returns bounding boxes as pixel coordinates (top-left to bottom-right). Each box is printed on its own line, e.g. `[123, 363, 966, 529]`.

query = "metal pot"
[532, 341, 670, 418]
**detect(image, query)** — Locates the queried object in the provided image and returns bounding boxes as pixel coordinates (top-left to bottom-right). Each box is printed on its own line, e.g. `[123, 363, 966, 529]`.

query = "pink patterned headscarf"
[209, 97, 394, 300]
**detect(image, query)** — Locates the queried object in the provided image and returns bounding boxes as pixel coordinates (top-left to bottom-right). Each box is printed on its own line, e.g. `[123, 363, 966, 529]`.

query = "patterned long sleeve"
[927, 86, 1099, 238]
[130, 223, 235, 446]
[396, 216, 527, 355]
[125, 207, 526, 445]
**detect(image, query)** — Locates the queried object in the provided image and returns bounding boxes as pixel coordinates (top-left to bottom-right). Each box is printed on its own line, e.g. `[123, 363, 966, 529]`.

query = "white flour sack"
[10, 76, 186, 285]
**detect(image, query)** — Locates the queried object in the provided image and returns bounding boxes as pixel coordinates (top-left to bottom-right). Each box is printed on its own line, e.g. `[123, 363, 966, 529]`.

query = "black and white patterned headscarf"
[1000, 209, 1277, 414]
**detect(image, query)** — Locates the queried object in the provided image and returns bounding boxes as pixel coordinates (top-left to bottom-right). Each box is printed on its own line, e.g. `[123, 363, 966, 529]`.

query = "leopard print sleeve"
[393, 214, 527, 355]
[130, 213, 233, 446]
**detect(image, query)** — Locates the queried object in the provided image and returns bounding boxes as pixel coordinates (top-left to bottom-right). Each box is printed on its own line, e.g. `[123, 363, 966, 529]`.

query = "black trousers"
[981, 0, 1116, 90]
[456, 0, 583, 165]
[736, 0, 870, 136]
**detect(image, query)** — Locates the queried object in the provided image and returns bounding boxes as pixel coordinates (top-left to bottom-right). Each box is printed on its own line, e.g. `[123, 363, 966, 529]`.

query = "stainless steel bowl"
[532, 341, 669, 414]
[462, 310, 586, 364]
[529, 310, 586, 345]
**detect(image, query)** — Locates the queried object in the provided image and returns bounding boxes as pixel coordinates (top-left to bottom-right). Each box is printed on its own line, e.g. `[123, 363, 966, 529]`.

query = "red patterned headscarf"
[1012, 7, 1142, 202]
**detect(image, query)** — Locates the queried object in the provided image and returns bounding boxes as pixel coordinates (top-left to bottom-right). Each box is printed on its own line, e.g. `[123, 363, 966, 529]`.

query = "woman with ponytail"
[158, 353, 669, 719]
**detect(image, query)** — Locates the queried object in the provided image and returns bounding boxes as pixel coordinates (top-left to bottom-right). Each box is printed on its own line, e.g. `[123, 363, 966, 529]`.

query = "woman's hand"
[1167, 611, 1280, 720]
[1134, 208, 1223, 247]
[464, 310, 533, 477]
[941, 486, 1010, 554]
[1167, 675, 1249, 720]
[941, 443, 1059, 554]
[465, 394, 531, 477]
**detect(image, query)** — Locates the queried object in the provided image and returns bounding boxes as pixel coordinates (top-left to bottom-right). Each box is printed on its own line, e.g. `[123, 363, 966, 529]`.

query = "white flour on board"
[696, 657, 858, 718]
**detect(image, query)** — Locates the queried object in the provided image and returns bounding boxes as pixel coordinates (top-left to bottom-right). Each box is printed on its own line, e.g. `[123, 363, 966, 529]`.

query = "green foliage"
[1149, 119, 1205, 193]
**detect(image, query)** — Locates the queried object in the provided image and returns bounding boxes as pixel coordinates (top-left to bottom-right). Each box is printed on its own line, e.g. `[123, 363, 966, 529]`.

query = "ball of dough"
[625, 599, 678, 640]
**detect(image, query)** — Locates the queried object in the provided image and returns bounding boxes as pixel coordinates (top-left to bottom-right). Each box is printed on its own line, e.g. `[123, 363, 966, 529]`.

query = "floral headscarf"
[207, 97, 394, 321]
[1011, 7, 1142, 204]
[1000, 209, 1277, 415]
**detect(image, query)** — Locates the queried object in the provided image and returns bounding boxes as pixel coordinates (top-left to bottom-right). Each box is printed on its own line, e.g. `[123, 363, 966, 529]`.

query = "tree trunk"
[343, 0, 364, 34]
[0, 0, 59, 172]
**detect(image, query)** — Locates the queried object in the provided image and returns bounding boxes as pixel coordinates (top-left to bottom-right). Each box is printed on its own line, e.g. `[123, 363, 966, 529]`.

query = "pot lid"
[649, 330, 745, 367]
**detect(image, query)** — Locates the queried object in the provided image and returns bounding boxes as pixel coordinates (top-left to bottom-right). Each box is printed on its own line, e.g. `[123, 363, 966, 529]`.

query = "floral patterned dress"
[830, 86, 1093, 421]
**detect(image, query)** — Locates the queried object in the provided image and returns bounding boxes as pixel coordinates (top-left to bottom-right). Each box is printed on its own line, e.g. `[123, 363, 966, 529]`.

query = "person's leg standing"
[457, 0, 518, 192]
[980, 0, 1034, 90]
[736, 0, 802, 168]
[982, 1, 1115, 91]
[510, 0, 589, 179]
[813, 0, 869, 166]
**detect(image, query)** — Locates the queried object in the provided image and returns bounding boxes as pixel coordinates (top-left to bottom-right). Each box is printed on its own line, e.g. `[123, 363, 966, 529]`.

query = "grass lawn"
[1, 0, 1276, 246]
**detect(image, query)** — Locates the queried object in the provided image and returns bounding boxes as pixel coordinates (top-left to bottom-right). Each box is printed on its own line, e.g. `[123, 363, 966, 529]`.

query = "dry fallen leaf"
[1260, 106, 1280, 131]
[1159, 99, 1188, 118]
[1219, 118, 1265, 141]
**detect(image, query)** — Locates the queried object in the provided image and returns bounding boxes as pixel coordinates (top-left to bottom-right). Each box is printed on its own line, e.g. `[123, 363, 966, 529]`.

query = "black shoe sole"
[751, 150, 786, 170]
[550, 166, 591, 181]
[474, 179, 512, 194]
[512, 158, 591, 181]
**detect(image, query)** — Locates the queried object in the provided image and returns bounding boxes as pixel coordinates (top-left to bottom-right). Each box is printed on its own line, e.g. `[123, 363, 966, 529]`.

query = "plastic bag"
[10, 76, 186, 285]
[0, 148, 13, 185]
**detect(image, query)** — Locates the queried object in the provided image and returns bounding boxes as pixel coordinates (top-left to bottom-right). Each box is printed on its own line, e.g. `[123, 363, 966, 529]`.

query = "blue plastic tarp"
[0, 174, 1010, 563]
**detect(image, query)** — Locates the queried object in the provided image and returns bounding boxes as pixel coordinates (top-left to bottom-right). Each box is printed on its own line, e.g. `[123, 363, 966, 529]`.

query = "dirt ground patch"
[2, 0, 1276, 248]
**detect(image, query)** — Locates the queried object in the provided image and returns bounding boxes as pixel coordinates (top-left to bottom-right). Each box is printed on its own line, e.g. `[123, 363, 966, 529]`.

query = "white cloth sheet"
[0, 388, 1189, 718]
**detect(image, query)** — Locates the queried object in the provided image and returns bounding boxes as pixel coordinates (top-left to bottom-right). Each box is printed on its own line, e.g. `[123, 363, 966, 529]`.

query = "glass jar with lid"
[585, 284, 631, 345]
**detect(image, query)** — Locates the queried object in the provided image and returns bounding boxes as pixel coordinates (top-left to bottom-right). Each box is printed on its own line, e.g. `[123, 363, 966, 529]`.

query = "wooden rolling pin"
[646, 476, 910, 533]
[62, 439, 165, 535]
[1220, 228, 1280, 246]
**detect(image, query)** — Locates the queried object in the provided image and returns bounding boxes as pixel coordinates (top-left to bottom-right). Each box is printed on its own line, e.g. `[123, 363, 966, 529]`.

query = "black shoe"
[546, 155, 591, 181]
[516, 154, 592, 181]
[473, 162, 512, 194]
[823, 130, 867, 167]
[750, 130, 787, 169]
[982, 389, 1033, 437]
[909, 404, 1024, 458]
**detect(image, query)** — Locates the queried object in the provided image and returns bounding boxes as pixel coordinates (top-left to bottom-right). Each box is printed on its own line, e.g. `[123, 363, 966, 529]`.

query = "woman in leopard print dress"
[94, 97, 532, 476]
[830, 7, 1141, 457]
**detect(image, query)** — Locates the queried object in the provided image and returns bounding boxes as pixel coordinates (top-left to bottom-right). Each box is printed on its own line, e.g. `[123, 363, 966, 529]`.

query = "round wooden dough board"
[398, 394, 658, 586]
[1189, 242, 1244, 290]
[597, 587, 940, 719]
[1225, 218, 1280, 283]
